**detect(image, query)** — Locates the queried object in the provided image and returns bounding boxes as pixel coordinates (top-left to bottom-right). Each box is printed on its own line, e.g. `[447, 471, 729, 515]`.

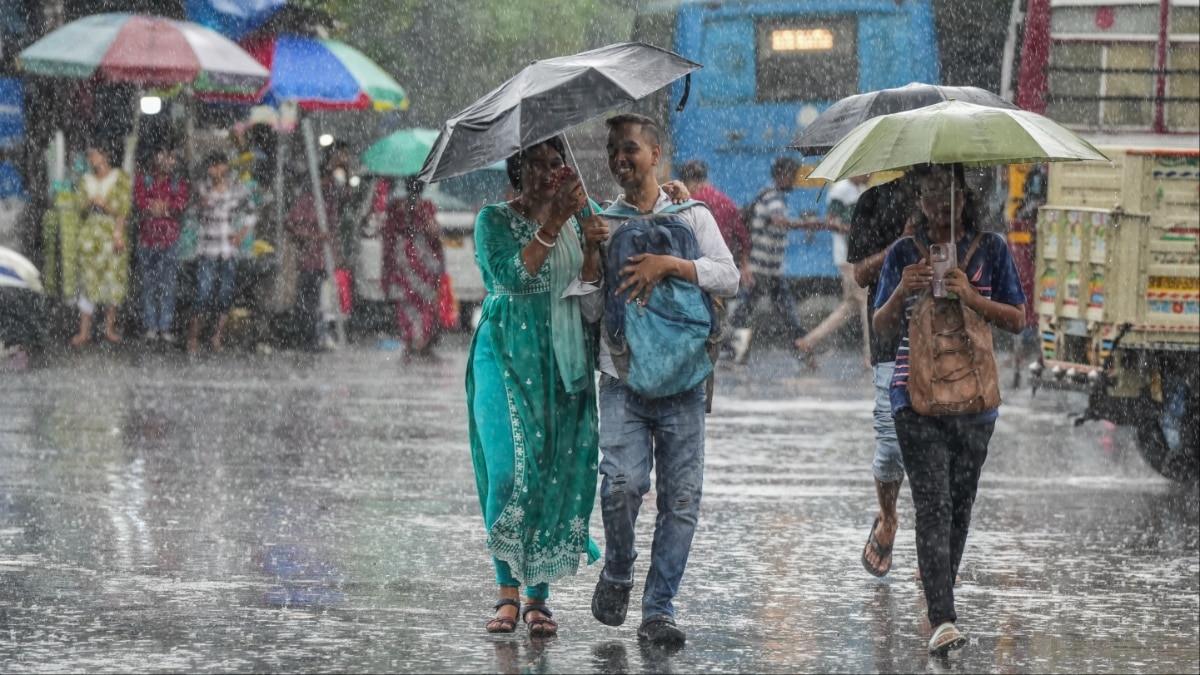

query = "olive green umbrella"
[361, 127, 439, 177]
[809, 100, 1109, 183]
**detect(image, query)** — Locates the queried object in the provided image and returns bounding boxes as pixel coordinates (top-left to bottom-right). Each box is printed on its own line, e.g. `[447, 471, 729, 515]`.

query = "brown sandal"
[485, 598, 520, 634]
[522, 602, 558, 637]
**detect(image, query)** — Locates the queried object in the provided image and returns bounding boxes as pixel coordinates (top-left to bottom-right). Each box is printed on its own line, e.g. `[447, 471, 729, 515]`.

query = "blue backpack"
[603, 201, 719, 399]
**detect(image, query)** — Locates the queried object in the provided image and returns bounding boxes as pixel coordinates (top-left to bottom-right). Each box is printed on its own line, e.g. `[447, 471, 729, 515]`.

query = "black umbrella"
[789, 82, 1017, 156]
[418, 42, 701, 183]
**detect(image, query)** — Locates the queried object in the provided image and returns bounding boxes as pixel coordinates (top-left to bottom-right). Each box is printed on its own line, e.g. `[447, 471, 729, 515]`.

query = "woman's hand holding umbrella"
[581, 216, 609, 253]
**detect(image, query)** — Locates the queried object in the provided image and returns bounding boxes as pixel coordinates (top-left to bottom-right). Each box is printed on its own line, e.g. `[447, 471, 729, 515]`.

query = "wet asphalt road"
[0, 336, 1197, 673]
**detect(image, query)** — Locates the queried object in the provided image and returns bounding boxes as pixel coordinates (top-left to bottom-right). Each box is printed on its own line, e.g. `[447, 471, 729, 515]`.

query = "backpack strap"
[959, 232, 986, 270]
[602, 199, 704, 220]
[909, 236, 928, 260]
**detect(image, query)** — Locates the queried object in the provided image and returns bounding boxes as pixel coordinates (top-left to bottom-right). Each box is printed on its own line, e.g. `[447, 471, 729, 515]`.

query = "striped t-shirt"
[197, 179, 256, 260]
[747, 187, 791, 276]
[874, 230, 1026, 423]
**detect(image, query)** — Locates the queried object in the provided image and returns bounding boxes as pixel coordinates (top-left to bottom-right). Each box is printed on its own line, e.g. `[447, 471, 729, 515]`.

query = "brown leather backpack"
[906, 234, 1002, 416]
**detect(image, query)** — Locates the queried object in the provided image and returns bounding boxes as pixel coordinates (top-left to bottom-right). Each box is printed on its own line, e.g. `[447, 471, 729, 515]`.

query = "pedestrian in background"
[794, 174, 871, 368]
[677, 159, 747, 270]
[135, 146, 188, 343]
[381, 176, 443, 359]
[188, 152, 255, 354]
[727, 156, 815, 367]
[873, 163, 1026, 655]
[285, 145, 348, 351]
[70, 141, 132, 346]
[467, 137, 608, 637]
[846, 172, 918, 580]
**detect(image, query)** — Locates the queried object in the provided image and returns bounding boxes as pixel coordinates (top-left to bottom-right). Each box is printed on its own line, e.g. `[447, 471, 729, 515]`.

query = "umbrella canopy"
[419, 42, 701, 183]
[217, 33, 407, 111]
[362, 128, 440, 177]
[17, 13, 268, 96]
[790, 82, 1018, 156]
[184, 0, 286, 41]
[809, 100, 1109, 183]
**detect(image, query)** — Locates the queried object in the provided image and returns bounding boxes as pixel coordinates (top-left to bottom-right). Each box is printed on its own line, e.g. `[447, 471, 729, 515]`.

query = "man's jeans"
[598, 374, 706, 623]
[138, 244, 180, 333]
[196, 257, 237, 315]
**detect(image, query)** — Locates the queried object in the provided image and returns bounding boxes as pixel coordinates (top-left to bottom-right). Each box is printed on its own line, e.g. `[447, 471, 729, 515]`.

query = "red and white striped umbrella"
[17, 13, 269, 95]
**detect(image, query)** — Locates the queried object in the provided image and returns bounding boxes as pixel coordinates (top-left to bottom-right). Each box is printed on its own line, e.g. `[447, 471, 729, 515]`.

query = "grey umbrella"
[418, 42, 701, 184]
[789, 82, 1017, 156]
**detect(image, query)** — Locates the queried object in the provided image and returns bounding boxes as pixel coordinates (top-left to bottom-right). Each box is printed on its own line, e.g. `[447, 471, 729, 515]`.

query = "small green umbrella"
[809, 99, 1109, 183]
[361, 128, 441, 177]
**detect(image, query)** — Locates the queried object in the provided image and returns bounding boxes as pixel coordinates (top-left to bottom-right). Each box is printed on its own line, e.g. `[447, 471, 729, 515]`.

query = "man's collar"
[613, 187, 670, 214]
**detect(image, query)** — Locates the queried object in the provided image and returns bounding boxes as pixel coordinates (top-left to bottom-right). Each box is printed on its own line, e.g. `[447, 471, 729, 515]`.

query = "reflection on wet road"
[1, 339, 1196, 672]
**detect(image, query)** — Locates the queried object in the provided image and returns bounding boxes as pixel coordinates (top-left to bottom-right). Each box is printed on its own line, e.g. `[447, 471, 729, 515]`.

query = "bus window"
[755, 17, 857, 103]
[699, 18, 756, 105]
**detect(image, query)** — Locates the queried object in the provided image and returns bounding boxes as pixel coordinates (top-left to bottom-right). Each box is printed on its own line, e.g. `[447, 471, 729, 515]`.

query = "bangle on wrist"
[580, 274, 600, 284]
[534, 230, 557, 248]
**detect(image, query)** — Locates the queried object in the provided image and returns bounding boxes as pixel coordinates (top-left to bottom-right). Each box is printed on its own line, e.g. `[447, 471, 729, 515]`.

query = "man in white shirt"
[793, 174, 871, 366]
[589, 113, 738, 650]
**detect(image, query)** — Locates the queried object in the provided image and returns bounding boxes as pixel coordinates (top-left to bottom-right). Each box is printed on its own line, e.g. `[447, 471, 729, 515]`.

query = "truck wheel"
[1134, 385, 1199, 483]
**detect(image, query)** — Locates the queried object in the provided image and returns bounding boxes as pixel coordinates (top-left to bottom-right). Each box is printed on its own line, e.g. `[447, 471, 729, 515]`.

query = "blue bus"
[636, 0, 940, 279]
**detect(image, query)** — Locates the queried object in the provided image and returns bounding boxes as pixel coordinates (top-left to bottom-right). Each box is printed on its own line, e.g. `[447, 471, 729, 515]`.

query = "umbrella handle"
[675, 74, 691, 112]
[563, 136, 593, 217]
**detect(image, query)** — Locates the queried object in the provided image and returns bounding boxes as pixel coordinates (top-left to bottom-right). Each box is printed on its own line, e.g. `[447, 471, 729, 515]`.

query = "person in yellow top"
[71, 142, 132, 346]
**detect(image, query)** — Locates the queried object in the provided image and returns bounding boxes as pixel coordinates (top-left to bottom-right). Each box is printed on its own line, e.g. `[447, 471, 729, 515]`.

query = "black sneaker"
[637, 617, 686, 649]
[591, 573, 632, 627]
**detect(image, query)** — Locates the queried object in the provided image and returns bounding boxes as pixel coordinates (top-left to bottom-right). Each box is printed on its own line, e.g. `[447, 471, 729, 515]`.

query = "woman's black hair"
[505, 136, 567, 192]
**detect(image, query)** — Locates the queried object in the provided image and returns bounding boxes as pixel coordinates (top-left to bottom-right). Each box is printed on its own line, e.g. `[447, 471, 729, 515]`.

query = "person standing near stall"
[135, 146, 189, 342]
[188, 152, 255, 354]
[70, 141, 132, 346]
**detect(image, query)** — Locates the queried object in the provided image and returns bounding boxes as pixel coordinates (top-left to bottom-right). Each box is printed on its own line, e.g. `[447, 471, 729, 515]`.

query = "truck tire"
[1134, 384, 1199, 483]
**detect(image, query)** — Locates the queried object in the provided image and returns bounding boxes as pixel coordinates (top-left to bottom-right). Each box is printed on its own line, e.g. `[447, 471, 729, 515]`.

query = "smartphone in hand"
[930, 243, 953, 298]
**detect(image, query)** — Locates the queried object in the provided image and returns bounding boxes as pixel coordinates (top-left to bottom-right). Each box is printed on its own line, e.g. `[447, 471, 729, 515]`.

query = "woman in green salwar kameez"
[467, 138, 610, 637]
[71, 143, 132, 346]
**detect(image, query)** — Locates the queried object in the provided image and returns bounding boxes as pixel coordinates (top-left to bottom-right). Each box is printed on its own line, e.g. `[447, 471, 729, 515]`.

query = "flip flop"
[861, 516, 893, 577]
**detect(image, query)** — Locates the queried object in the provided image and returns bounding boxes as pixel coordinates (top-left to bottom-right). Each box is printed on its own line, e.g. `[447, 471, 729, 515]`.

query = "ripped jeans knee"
[600, 468, 651, 501]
